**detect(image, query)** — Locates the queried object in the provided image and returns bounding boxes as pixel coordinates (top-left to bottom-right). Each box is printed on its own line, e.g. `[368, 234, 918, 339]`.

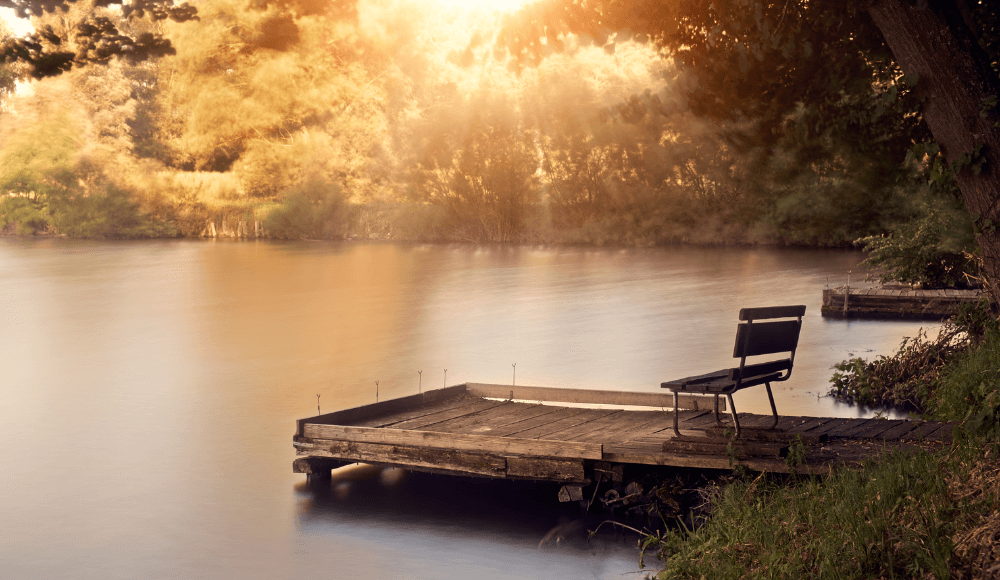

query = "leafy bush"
[263, 174, 345, 239]
[0, 196, 52, 234]
[829, 299, 995, 413]
[856, 209, 977, 289]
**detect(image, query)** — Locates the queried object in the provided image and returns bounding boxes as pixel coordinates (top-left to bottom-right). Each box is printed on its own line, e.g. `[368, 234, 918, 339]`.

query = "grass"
[642, 300, 1000, 579]
[644, 439, 1000, 579]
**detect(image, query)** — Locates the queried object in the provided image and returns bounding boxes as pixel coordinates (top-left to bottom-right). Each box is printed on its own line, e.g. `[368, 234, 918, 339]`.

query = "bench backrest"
[729, 305, 806, 386]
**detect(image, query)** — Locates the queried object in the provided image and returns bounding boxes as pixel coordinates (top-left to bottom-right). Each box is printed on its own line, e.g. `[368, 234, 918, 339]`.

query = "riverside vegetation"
[631, 299, 1000, 579]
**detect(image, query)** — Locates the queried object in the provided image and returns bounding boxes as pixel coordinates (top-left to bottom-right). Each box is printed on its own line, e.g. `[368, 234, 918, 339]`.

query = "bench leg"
[672, 391, 681, 437]
[726, 393, 741, 439]
[713, 395, 723, 427]
[764, 382, 779, 430]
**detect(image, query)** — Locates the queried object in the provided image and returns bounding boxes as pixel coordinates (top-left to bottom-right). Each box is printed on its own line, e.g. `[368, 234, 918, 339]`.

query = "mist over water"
[0, 238, 933, 579]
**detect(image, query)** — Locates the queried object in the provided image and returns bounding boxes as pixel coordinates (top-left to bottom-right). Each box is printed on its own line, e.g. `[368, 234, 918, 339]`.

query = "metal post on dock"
[375, 380, 379, 403]
[444, 369, 447, 389]
[512, 363, 516, 386]
[418, 370, 422, 394]
[316, 394, 321, 415]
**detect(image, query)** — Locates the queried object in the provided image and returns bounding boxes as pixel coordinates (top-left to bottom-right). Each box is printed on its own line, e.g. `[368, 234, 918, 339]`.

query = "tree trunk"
[867, 0, 1000, 304]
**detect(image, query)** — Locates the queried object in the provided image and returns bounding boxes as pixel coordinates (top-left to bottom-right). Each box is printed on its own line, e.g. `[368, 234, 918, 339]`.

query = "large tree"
[493, 0, 1000, 299]
[0, 0, 197, 78]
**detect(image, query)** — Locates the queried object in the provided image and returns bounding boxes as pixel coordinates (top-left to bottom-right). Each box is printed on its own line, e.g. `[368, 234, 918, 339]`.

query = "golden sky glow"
[430, 0, 533, 13]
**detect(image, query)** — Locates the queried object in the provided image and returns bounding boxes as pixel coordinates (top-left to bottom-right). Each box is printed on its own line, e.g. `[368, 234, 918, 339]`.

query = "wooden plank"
[809, 418, 852, 435]
[738, 305, 806, 320]
[295, 385, 469, 435]
[572, 410, 667, 443]
[483, 406, 584, 437]
[385, 399, 509, 430]
[506, 457, 586, 483]
[676, 409, 728, 431]
[661, 438, 789, 458]
[901, 421, 949, 441]
[354, 396, 483, 428]
[924, 423, 955, 443]
[314, 440, 508, 478]
[825, 418, 872, 437]
[303, 423, 603, 459]
[602, 444, 797, 473]
[617, 413, 690, 441]
[422, 400, 523, 433]
[734, 321, 801, 357]
[504, 408, 621, 440]
[292, 456, 347, 474]
[459, 403, 563, 435]
[540, 410, 629, 441]
[789, 417, 836, 434]
[876, 421, 924, 441]
[847, 419, 902, 439]
[464, 383, 712, 410]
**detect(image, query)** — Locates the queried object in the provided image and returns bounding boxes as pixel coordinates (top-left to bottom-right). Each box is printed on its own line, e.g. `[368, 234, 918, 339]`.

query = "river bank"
[640, 300, 1000, 579]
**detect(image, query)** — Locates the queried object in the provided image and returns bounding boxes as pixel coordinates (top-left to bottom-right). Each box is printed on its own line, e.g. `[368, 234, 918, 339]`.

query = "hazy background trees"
[0, 0, 982, 277]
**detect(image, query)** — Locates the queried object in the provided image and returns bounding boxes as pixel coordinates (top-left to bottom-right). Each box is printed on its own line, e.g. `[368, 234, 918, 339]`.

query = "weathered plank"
[924, 423, 955, 443]
[295, 385, 469, 435]
[386, 399, 509, 430]
[876, 421, 924, 441]
[789, 417, 837, 434]
[572, 410, 668, 444]
[465, 383, 715, 410]
[354, 396, 482, 428]
[540, 410, 628, 442]
[504, 408, 621, 440]
[902, 421, 949, 441]
[661, 437, 789, 458]
[603, 443, 797, 473]
[506, 457, 586, 483]
[303, 424, 603, 459]
[458, 403, 563, 435]
[419, 400, 522, 433]
[850, 419, 903, 439]
[825, 418, 872, 437]
[292, 456, 347, 475]
[481, 406, 585, 437]
[314, 439, 508, 478]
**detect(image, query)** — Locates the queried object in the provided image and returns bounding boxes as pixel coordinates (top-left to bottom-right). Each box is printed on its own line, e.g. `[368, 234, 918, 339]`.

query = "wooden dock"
[293, 383, 954, 493]
[821, 286, 982, 320]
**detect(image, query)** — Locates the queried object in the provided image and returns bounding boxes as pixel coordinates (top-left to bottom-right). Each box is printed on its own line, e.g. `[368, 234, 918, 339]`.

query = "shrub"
[0, 196, 51, 234]
[856, 210, 977, 289]
[263, 174, 344, 239]
[828, 299, 995, 414]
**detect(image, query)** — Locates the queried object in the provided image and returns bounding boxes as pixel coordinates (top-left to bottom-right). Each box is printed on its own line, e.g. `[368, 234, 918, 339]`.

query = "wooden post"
[558, 485, 584, 502]
[843, 271, 851, 314]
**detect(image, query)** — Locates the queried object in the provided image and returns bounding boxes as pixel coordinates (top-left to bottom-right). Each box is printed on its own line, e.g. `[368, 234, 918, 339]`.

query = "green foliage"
[856, 196, 978, 288]
[931, 323, 1000, 427]
[829, 300, 995, 413]
[0, 196, 51, 234]
[645, 443, 1000, 580]
[263, 174, 344, 239]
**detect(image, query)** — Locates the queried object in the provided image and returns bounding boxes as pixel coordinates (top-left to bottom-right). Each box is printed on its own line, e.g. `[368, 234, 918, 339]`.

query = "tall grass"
[646, 440, 1000, 579]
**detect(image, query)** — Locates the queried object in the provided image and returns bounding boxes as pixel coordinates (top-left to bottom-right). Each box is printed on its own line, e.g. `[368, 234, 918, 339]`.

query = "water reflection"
[0, 238, 935, 579]
[293, 465, 640, 579]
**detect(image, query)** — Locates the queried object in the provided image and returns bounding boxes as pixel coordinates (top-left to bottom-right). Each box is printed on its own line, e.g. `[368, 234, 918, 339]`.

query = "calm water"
[0, 238, 936, 579]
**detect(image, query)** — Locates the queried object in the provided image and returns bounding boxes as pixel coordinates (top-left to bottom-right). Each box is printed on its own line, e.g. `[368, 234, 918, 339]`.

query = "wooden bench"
[661, 305, 806, 439]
